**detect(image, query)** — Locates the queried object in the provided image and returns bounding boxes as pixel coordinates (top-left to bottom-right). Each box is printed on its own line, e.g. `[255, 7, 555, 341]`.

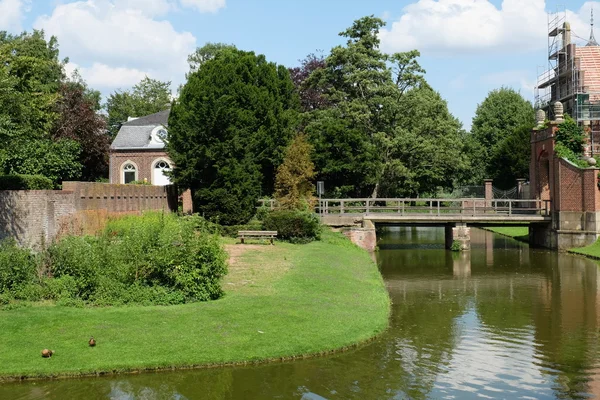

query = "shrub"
[48, 237, 103, 299]
[219, 222, 264, 238]
[0, 212, 228, 307]
[263, 210, 321, 242]
[0, 174, 54, 190]
[0, 240, 38, 294]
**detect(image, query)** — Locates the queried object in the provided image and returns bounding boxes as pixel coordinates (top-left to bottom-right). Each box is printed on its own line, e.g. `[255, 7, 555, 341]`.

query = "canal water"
[3, 227, 600, 399]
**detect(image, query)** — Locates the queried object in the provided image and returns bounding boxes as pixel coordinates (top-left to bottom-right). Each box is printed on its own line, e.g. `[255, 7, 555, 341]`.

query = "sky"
[0, 0, 599, 130]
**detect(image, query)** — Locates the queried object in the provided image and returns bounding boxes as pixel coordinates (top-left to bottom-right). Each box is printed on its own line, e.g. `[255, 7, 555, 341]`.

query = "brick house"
[109, 109, 173, 185]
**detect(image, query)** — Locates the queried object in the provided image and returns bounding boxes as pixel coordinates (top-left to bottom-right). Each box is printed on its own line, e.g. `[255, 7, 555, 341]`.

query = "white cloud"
[34, 0, 197, 91]
[66, 62, 149, 89]
[0, 0, 29, 32]
[379, 0, 549, 54]
[179, 0, 225, 13]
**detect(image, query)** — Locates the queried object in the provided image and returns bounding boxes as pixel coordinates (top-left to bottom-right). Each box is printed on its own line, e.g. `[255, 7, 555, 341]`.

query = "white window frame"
[121, 161, 139, 184]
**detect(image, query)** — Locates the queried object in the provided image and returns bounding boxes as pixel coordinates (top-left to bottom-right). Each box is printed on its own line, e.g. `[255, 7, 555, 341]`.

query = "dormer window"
[150, 126, 168, 145]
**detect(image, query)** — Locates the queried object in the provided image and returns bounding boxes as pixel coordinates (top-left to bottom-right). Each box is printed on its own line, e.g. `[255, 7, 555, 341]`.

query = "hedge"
[0, 174, 54, 190]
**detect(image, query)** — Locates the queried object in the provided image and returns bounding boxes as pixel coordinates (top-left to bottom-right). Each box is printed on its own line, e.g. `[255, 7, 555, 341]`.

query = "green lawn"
[0, 230, 390, 381]
[483, 226, 529, 243]
[569, 239, 600, 259]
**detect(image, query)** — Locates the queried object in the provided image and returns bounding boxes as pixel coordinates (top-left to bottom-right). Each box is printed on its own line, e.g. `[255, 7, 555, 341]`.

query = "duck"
[41, 349, 53, 358]
[89, 337, 96, 347]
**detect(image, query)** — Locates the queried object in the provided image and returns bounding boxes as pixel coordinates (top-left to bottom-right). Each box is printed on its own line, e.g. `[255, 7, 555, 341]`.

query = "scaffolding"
[535, 6, 600, 154]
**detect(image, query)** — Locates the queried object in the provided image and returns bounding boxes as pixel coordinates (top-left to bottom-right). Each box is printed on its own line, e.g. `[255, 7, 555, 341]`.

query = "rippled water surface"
[3, 227, 600, 399]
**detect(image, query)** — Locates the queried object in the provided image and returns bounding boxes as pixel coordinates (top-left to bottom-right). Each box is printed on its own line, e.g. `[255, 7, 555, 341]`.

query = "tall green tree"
[470, 87, 535, 184]
[0, 30, 82, 185]
[303, 16, 465, 198]
[105, 77, 171, 138]
[168, 49, 299, 224]
[187, 42, 237, 76]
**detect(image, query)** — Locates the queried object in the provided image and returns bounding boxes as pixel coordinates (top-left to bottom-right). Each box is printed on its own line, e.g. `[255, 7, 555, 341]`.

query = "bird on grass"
[41, 349, 54, 358]
[89, 337, 96, 347]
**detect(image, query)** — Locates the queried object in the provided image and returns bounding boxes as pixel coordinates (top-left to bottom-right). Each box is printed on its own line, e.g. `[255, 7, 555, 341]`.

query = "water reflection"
[3, 227, 600, 399]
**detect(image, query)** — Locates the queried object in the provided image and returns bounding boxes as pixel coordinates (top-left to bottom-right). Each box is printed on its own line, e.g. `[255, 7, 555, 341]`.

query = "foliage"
[218, 221, 264, 238]
[0, 213, 228, 306]
[187, 42, 237, 76]
[168, 49, 299, 225]
[288, 52, 329, 112]
[470, 87, 535, 183]
[263, 210, 321, 242]
[0, 31, 89, 186]
[556, 115, 585, 155]
[52, 81, 109, 181]
[0, 240, 38, 294]
[302, 16, 466, 198]
[488, 124, 533, 189]
[555, 144, 589, 168]
[105, 77, 172, 138]
[0, 174, 54, 190]
[274, 134, 316, 210]
[2, 138, 81, 184]
[450, 240, 462, 252]
[0, 31, 65, 139]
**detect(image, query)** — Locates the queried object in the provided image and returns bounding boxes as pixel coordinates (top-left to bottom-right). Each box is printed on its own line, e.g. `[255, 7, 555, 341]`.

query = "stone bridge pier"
[445, 223, 471, 251]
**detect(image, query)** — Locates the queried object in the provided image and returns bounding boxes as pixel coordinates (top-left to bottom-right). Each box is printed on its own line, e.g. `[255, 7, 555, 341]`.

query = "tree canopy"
[301, 16, 467, 198]
[168, 49, 299, 224]
[469, 87, 535, 185]
[105, 77, 172, 138]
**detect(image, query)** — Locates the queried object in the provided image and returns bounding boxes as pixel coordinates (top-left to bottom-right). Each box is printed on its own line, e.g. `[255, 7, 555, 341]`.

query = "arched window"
[155, 161, 170, 169]
[122, 163, 137, 184]
[152, 159, 172, 186]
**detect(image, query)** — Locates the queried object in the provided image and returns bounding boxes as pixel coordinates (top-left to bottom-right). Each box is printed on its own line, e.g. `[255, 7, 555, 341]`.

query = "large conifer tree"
[168, 49, 299, 224]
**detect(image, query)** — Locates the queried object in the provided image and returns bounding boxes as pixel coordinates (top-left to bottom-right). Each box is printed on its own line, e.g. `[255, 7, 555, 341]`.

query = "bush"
[0, 174, 54, 190]
[263, 210, 321, 242]
[0, 240, 38, 294]
[219, 222, 264, 238]
[48, 236, 102, 300]
[0, 212, 229, 307]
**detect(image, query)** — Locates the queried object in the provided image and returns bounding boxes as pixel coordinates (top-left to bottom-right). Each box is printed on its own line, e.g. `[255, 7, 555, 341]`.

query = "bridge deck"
[317, 198, 552, 225]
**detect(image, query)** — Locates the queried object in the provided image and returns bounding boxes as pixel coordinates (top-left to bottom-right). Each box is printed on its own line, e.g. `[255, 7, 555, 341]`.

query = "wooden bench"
[238, 230, 278, 245]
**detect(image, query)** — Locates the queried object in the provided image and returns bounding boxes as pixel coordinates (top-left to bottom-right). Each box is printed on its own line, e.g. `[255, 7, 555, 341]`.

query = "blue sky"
[0, 0, 598, 129]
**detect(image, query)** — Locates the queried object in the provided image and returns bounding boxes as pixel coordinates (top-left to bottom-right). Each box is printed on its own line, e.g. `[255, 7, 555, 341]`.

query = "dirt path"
[223, 244, 290, 294]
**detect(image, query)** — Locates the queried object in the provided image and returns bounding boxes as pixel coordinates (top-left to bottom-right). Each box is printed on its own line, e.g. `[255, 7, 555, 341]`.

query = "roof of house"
[111, 109, 170, 150]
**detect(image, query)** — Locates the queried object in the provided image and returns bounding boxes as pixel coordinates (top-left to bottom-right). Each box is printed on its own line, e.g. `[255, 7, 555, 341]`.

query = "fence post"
[509, 201, 512, 216]
[437, 201, 440, 216]
[401, 201, 405, 215]
[340, 200, 345, 215]
[366, 199, 370, 215]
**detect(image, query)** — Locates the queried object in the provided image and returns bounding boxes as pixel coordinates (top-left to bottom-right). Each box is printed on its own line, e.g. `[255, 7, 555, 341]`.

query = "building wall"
[109, 150, 172, 185]
[0, 182, 178, 250]
[530, 121, 600, 249]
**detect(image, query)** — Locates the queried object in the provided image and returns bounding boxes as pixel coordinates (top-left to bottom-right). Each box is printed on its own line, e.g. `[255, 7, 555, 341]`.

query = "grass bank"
[482, 226, 529, 243]
[0, 230, 390, 381]
[568, 240, 600, 260]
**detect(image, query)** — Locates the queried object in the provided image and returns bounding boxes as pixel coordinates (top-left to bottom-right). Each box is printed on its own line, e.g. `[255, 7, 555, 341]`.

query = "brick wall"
[0, 190, 75, 249]
[109, 150, 172, 184]
[0, 182, 178, 249]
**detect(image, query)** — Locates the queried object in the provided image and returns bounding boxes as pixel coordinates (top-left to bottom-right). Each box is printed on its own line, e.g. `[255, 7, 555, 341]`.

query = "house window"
[153, 160, 172, 186]
[123, 163, 137, 184]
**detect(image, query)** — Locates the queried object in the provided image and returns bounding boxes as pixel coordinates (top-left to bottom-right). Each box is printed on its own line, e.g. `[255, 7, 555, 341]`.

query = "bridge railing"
[316, 198, 552, 217]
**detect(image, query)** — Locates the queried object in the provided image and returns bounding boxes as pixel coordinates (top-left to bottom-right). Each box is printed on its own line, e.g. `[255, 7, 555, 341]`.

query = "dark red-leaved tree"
[288, 53, 329, 113]
[52, 82, 110, 181]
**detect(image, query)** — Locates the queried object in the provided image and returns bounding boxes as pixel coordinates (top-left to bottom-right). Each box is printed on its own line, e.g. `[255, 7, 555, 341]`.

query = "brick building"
[109, 109, 173, 185]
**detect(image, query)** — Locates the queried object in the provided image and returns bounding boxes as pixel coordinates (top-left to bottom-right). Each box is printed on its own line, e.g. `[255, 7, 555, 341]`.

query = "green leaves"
[169, 49, 299, 224]
[105, 77, 172, 138]
[470, 87, 535, 185]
